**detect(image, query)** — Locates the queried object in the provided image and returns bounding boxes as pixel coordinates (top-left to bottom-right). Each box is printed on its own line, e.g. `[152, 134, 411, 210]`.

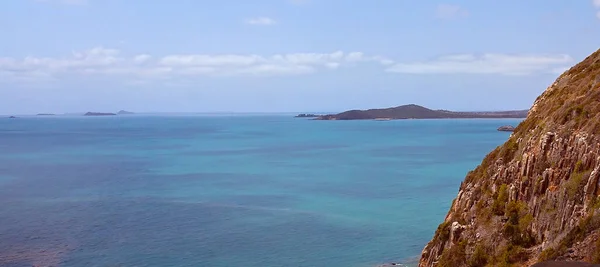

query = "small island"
[312, 104, 528, 120]
[8, 116, 17, 119]
[37, 113, 55, 116]
[497, 125, 516, 132]
[117, 110, 135, 115]
[84, 112, 116, 116]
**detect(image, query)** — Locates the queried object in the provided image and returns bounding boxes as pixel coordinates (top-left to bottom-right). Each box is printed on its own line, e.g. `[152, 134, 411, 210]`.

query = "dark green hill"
[315, 104, 528, 120]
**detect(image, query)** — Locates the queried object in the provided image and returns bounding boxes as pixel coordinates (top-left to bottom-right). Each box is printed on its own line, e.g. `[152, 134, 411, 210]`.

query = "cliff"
[314, 104, 528, 120]
[419, 48, 600, 266]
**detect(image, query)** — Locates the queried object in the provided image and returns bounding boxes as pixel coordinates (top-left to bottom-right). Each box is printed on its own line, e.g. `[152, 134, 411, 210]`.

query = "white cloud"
[386, 53, 573, 75]
[594, 0, 600, 7]
[0, 47, 575, 85]
[133, 54, 152, 64]
[324, 62, 340, 69]
[245, 17, 277, 25]
[160, 54, 263, 67]
[374, 56, 395, 65]
[345, 52, 365, 62]
[0, 47, 393, 84]
[435, 4, 468, 19]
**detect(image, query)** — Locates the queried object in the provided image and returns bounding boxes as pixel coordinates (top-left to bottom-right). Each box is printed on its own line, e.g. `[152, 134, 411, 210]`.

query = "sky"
[1, 0, 600, 114]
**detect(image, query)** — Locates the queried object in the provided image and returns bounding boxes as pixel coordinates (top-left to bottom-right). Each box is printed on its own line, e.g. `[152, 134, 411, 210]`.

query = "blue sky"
[1, 0, 600, 114]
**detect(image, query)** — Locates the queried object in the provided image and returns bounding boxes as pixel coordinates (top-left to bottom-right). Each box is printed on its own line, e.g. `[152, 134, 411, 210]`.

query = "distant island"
[294, 113, 322, 118]
[37, 113, 55, 116]
[497, 125, 516, 132]
[84, 112, 116, 116]
[117, 110, 135, 115]
[308, 104, 528, 120]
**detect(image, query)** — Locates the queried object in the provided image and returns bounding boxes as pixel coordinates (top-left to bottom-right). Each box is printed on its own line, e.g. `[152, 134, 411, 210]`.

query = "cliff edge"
[419, 48, 600, 267]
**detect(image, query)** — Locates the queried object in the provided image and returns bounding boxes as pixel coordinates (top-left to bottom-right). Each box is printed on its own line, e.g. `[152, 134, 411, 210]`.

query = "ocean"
[0, 115, 520, 267]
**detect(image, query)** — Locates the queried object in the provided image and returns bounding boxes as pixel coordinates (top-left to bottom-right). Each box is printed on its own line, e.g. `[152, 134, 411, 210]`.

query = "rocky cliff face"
[419, 48, 600, 267]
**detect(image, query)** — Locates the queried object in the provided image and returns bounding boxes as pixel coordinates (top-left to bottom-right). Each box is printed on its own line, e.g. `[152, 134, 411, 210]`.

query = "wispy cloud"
[133, 54, 152, 64]
[594, 0, 600, 19]
[435, 4, 468, 19]
[0, 47, 392, 84]
[386, 53, 573, 75]
[245, 17, 277, 25]
[0, 47, 574, 86]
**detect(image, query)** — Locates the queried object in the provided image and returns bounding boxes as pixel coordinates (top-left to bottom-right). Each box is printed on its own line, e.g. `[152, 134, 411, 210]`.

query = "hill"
[84, 112, 116, 116]
[418, 49, 600, 266]
[313, 104, 528, 120]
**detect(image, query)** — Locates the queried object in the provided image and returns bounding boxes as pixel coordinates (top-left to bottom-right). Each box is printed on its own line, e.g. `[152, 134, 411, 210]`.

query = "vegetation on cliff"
[419, 48, 600, 267]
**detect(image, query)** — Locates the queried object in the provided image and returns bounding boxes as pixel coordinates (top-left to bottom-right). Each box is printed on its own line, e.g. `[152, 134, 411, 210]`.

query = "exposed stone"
[418, 48, 600, 267]
[450, 222, 466, 243]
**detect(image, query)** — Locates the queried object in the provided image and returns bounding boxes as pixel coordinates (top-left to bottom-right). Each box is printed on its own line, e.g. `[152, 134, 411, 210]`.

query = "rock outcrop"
[419, 48, 600, 266]
[498, 125, 516, 132]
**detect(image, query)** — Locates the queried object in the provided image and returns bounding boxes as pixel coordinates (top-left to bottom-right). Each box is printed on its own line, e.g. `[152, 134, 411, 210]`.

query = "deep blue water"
[0, 115, 520, 267]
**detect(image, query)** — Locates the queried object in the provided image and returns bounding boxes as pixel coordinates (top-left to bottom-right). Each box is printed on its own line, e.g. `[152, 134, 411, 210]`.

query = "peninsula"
[417, 48, 600, 266]
[311, 104, 528, 120]
[295, 113, 322, 118]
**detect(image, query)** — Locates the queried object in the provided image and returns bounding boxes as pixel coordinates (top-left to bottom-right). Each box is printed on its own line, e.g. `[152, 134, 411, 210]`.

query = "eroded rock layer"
[419, 48, 600, 267]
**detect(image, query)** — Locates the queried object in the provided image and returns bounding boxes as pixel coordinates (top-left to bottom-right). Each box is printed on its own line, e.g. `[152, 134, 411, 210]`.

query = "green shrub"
[436, 221, 451, 242]
[495, 244, 528, 267]
[566, 171, 588, 200]
[476, 199, 492, 222]
[574, 160, 584, 172]
[437, 240, 467, 267]
[468, 244, 488, 267]
[593, 196, 600, 210]
[593, 236, 600, 264]
[539, 247, 558, 262]
[500, 138, 519, 163]
[519, 214, 534, 231]
[503, 201, 536, 247]
[493, 184, 509, 215]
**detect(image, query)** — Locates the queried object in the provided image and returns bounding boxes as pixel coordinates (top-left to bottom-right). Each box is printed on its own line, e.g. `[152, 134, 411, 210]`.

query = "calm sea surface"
[0, 115, 520, 267]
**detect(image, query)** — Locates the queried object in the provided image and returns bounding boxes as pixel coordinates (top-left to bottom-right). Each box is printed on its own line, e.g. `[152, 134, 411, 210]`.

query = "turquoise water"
[0, 115, 519, 267]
